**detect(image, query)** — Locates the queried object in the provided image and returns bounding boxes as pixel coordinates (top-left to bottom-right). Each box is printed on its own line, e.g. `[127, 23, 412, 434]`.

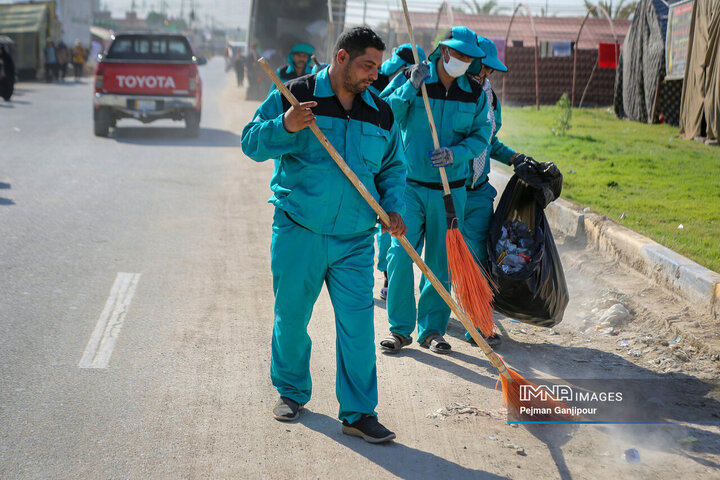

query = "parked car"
[93, 33, 206, 137]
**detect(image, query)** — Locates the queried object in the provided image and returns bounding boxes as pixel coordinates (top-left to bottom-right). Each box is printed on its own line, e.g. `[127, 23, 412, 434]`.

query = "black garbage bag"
[486, 160, 568, 327]
[513, 157, 563, 208]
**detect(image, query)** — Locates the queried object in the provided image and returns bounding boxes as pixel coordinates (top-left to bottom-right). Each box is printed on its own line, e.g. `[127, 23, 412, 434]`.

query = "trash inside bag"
[487, 167, 569, 327]
[495, 220, 537, 274]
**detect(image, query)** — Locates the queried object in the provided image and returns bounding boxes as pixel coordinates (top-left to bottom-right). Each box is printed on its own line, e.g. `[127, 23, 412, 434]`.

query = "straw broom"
[399, 0, 495, 338]
[258, 58, 570, 419]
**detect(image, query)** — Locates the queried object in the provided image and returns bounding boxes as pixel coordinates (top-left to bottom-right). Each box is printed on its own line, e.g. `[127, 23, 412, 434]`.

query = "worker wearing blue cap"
[378, 26, 491, 354]
[369, 43, 426, 96]
[272, 43, 315, 89]
[368, 43, 425, 301]
[463, 35, 534, 347]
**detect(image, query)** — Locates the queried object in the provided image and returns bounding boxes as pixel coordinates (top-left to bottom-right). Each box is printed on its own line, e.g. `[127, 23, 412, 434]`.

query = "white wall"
[57, 0, 95, 46]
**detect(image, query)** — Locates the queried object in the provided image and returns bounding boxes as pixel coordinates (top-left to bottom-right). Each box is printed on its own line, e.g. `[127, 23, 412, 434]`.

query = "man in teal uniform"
[241, 27, 407, 443]
[463, 35, 533, 347]
[369, 43, 426, 96]
[369, 43, 425, 301]
[378, 27, 491, 354]
[273, 43, 315, 87]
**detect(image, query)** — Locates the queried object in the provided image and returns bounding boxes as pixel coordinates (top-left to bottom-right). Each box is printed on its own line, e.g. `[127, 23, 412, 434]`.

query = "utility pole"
[363, 1, 367, 26]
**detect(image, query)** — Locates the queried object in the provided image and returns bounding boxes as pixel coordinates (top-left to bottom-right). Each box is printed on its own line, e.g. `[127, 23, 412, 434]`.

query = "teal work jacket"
[466, 87, 516, 186]
[241, 68, 406, 236]
[380, 60, 491, 185]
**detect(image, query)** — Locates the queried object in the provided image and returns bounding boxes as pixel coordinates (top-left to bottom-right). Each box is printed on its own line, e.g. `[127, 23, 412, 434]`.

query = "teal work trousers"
[270, 209, 377, 424]
[461, 181, 498, 266]
[386, 182, 467, 344]
[461, 181, 497, 340]
[375, 227, 391, 272]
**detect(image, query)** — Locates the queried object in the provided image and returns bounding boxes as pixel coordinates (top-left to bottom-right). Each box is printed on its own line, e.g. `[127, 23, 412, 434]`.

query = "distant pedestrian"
[44, 40, 58, 82]
[233, 51, 245, 86]
[245, 42, 263, 100]
[56, 41, 69, 81]
[71, 40, 87, 80]
[0, 45, 15, 101]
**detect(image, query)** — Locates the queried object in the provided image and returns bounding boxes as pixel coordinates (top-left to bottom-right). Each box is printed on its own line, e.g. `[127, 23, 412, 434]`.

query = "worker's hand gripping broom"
[399, 0, 495, 338]
[258, 58, 570, 420]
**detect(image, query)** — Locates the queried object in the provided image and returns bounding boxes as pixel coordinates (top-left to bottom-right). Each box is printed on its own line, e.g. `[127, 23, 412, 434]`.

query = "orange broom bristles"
[446, 228, 495, 337]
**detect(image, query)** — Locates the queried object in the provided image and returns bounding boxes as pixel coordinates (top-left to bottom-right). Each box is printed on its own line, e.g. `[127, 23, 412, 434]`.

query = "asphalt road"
[2, 59, 719, 479]
[0, 59, 247, 477]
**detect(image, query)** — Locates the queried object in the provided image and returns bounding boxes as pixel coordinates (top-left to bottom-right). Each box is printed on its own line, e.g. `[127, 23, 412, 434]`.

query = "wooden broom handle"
[257, 58, 511, 381]
[400, 0, 450, 196]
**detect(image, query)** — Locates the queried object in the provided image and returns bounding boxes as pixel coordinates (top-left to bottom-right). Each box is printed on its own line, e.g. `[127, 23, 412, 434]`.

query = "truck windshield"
[106, 36, 193, 61]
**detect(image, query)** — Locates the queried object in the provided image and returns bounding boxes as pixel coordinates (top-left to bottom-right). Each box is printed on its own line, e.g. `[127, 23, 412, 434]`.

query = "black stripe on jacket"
[280, 73, 395, 131]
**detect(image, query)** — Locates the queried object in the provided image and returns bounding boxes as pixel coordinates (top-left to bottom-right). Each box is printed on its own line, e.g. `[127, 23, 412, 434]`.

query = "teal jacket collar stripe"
[313, 66, 379, 111]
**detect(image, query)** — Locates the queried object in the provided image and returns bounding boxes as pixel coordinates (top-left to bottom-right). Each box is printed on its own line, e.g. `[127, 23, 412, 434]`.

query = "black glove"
[408, 62, 430, 90]
[510, 152, 533, 168]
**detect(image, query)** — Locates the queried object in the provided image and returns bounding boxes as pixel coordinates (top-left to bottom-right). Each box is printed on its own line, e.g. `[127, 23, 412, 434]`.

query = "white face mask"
[443, 54, 471, 77]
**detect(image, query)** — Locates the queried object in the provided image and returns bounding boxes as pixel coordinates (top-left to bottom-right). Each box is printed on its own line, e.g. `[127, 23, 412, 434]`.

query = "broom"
[399, 0, 495, 338]
[258, 58, 570, 420]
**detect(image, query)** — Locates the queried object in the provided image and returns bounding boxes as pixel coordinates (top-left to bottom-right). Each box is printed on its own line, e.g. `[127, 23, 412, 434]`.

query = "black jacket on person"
[0, 47, 15, 101]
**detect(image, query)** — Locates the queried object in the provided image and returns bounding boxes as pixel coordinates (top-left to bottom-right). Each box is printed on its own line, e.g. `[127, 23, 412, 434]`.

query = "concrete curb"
[488, 169, 720, 320]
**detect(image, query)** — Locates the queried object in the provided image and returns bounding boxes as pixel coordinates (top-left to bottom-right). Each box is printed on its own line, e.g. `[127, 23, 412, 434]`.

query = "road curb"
[488, 169, 720, 320]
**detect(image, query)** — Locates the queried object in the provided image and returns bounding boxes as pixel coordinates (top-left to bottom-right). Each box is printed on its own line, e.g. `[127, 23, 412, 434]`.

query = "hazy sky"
[101, 0, 594, 31]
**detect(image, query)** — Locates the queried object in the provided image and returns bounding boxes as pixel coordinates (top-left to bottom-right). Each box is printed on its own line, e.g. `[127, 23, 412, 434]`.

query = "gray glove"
[429, 147, 454, 167]
[408, 62, 430, 89]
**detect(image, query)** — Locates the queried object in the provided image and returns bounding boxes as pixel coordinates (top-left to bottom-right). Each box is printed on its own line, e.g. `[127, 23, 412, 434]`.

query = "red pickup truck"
[93, 33, 205, 137]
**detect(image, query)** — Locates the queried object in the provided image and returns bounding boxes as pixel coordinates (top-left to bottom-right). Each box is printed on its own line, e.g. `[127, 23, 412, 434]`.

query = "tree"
[146, 11, 166, 26]
[456, 0, 509, 15]
[583, 0, 638, 20]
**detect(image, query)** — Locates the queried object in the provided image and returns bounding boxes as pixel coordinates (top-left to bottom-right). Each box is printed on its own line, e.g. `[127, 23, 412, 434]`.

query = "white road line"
[79, 272, 141, 369]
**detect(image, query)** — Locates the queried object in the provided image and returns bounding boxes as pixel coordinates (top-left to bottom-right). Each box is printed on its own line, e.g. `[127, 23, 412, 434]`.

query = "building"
[389, 11, 631, 106]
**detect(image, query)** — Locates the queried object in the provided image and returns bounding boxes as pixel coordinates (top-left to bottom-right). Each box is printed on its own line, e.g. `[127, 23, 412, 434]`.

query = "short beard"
[342, 62, 367, 94]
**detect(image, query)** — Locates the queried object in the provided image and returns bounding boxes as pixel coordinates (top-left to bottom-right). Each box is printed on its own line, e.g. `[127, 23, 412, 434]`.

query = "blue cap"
[475, 36, 507, 72]
[435, 27, 486, 59]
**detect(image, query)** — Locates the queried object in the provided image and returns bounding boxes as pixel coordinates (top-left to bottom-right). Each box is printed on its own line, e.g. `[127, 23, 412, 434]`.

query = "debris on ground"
[623, 448, 641, 463]
[427, 404, 505, 420]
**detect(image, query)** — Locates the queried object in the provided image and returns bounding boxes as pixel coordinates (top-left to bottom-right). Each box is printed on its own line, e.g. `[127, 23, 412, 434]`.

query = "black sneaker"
[273, 396, 303, 421]
[342, 415, 396, 443]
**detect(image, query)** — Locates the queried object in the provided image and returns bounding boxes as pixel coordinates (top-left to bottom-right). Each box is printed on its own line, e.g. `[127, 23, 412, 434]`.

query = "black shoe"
[469, 332, 502, 347]
[273, 396, 303, 421]
[342, 415, 396, 443]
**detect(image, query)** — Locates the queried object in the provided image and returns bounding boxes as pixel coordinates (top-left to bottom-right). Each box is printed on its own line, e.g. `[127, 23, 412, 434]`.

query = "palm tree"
[459, 0, 510, 15]
[583, 0, 638, 20]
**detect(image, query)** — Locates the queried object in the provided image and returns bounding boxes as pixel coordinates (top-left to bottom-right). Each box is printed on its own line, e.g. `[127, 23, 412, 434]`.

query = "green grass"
[497, 106, 720, 273]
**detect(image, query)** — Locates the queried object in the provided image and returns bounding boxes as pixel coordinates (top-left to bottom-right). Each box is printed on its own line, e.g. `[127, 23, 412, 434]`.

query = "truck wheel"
[185, 110, 201, 137]
[94, 108, 111, 137]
